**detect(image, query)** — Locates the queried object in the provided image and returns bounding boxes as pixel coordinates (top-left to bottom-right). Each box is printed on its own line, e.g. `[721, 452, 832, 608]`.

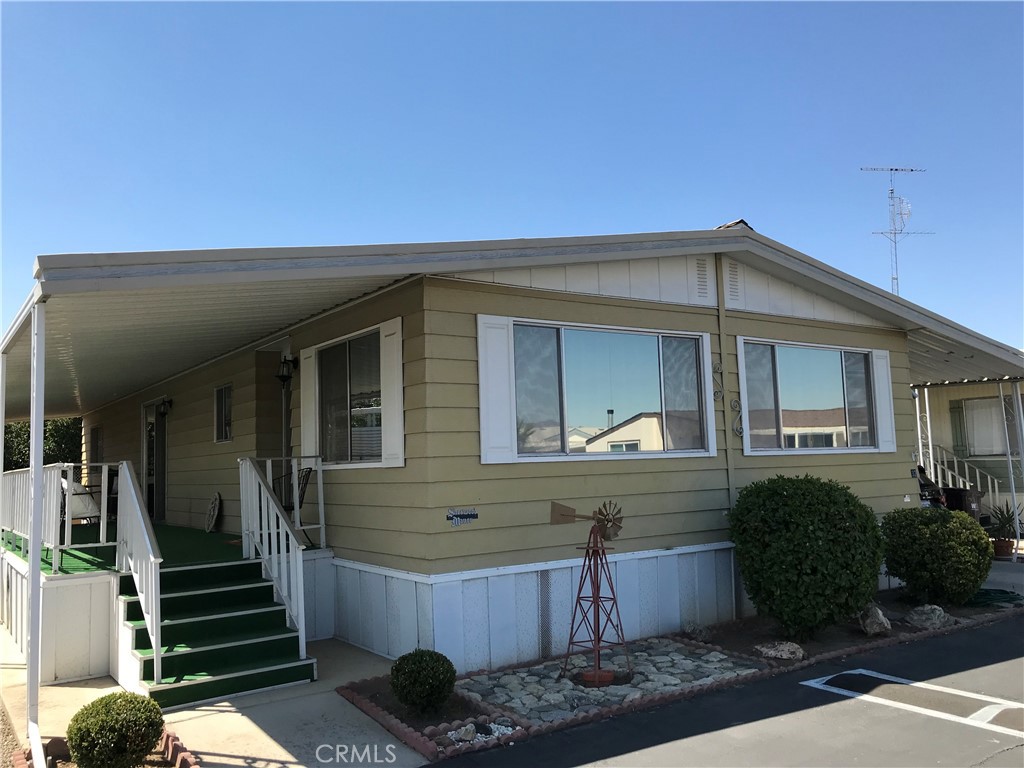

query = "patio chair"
[271, 466, 315, 546]
[272, 466, 313, 516]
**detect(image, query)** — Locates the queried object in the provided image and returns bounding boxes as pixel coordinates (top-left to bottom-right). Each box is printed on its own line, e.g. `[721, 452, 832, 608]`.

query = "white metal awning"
[2, 228, 1022, 419]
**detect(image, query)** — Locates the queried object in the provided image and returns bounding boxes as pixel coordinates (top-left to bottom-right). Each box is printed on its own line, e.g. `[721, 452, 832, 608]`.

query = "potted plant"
[986, 501, 1021, 558]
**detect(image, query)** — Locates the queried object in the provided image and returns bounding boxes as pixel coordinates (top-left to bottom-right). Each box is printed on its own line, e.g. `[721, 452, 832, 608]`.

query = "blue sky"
[2, 2, 1022, 347]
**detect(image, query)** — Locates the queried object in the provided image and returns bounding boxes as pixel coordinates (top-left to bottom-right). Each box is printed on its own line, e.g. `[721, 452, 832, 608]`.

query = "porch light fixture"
[276, 356, 299, 386]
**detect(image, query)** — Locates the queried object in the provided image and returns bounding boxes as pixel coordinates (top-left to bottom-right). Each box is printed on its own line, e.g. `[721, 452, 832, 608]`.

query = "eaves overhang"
[2, 227, 1021, 419]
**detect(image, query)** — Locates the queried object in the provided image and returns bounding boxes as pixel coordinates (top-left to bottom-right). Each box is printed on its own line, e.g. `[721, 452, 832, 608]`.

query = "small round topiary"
[390, 649, 456, 714]
[729, 474, 883, 640]
[67, 691, 164, 768]
[881, 506, 993, 605]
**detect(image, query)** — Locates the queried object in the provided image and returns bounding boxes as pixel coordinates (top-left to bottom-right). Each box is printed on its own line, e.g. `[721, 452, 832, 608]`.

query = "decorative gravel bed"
[455, 636, 767, 725]
[338, 603, 1024, 761]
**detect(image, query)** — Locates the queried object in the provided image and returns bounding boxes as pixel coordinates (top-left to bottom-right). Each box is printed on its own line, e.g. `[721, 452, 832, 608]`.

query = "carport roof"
[2, 227, 1022, 419]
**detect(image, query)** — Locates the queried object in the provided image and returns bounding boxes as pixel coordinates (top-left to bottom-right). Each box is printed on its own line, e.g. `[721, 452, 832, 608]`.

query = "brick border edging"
[13, 727, 200, 768]
[337, 683, 529, 762]
[336, 605, 1024, 761]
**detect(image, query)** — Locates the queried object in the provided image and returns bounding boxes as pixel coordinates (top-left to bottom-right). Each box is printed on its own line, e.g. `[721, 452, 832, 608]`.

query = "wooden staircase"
[115, 559, 316, 709]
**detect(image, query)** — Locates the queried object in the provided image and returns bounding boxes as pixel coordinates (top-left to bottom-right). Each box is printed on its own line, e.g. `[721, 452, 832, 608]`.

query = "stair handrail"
[238, 457, 306, 657]
[930, 445, 1003, 512]
[116, 461, 163, 685]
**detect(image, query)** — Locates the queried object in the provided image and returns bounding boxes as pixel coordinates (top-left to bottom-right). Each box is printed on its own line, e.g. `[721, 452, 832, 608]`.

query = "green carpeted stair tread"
[135, 626, 298, 657]
[126, 600, 285, 627]
[146, 660, 316, 709]
[143, 654, 313, 686]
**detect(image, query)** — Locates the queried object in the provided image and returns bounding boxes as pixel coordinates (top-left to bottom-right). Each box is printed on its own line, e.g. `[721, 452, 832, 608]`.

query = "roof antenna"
[860, 167, 934, 296]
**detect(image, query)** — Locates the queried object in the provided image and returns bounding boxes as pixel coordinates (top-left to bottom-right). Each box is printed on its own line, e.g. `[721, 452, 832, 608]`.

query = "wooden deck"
[0, 523, 244, 575]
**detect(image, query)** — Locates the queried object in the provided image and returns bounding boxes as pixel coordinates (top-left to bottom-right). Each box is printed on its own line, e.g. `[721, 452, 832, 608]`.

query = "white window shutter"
[300, 347, 317, 459]
[871, 349, 897, 453]
[380, 317, 405, 467]
[477, 315, 517, 464]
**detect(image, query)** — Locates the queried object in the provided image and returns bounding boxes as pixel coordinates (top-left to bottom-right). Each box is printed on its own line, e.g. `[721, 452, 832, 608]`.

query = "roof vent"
[714, 218, 755, 231]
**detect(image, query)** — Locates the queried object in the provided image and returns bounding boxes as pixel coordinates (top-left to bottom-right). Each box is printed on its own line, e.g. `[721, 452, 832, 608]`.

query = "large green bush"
[390, 649, 456, 714]
[881, 506, 993, 604]
[66, 692, 163, 768]
[729, 474, 883, 639]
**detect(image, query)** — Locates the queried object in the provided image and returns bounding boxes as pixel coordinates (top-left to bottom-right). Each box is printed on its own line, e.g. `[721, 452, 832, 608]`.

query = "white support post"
[914, 387, 923, 466]
[26, 302, 46, 768]
[924, 387, 934, 481]
[997, 382, 1020, 562]
[1011, 382, 1024, 563]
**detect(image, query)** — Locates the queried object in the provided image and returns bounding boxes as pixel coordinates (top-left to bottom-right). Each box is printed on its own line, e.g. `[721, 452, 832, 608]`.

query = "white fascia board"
[33, 231, 752, 297]
[0, 285, 43, 354]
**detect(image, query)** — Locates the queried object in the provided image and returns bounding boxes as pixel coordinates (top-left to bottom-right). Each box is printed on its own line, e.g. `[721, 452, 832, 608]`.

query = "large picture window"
[300, 317, 404, 468]
[477, 315, 714, 463]
[738, 338, 895, 454]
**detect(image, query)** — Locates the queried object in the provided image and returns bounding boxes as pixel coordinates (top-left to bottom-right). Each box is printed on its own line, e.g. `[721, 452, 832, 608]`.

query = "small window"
[214, 385, 232, 442]
[318, 331, 382, 463]
[608, 441, 641, 453]
[965, 397, 1022, 457]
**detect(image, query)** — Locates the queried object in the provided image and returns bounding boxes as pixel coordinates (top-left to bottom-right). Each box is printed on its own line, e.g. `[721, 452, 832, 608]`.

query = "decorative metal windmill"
[551, 501, 631, 686]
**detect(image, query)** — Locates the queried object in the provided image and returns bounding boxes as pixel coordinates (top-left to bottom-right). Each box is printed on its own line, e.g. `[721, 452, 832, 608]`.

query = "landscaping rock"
[859, 603, 892, 636]
[455, 724, 477, 742]
[493, 717, 513, 727]
[906, 604, 955, 630]
[754, 641, 806, 660]
[435, 735, 455, 748]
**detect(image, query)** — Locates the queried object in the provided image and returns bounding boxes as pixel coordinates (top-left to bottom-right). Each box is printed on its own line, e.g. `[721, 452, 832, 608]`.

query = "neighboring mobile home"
[2, 223, 1022, 719]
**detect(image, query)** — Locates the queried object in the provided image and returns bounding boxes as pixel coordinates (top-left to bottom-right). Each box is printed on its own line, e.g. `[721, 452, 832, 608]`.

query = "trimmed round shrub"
[67, 691, 163, 768]
[390, 649, 456, 714]
[881, 506, 993, 605]
[730, 474, 883, 640]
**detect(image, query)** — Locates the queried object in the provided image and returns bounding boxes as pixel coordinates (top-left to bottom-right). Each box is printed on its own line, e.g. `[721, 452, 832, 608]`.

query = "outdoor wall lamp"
[275, 356, 299, 386]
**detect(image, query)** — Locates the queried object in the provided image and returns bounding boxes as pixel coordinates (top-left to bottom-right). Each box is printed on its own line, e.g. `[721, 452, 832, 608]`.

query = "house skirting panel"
[330, 542, 736, 673]
[0, 551, 114, 684]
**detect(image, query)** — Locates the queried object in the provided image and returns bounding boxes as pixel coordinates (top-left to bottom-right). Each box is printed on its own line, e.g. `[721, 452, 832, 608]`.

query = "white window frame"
[477, 315, 717, 464]
[299, 317, 404, 469]
[736, 336, 896, 456]
[214, 384, 232, 443]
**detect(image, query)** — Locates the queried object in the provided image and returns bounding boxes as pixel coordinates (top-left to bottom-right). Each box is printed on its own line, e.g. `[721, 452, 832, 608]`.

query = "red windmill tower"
[551, 501, 631, 686]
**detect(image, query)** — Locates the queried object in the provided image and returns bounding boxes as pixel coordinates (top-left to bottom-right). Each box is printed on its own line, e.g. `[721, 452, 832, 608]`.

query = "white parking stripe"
[969, 703, 1018, 723]
[801, 668, 1024, 739]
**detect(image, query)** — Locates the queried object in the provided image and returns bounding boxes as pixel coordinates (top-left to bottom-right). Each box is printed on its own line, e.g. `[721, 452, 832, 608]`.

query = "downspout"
[714, 254, 737, 506]
[26, 302, 46, 768]
[715, 254, 743, 620]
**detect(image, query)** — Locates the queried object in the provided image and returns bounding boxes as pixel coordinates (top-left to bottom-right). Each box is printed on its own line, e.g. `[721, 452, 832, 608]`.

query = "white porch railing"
[2, 465, 63, 573]
[115, 461, 163, 684]
[258, 455, 326, 549]
[239, 457, 306, 657]
[929, 445, 1003, 512]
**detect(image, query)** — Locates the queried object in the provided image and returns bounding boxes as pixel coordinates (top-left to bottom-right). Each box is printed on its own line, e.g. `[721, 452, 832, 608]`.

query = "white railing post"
[316, 456, 325, 548]
[0, 353, 6, 532]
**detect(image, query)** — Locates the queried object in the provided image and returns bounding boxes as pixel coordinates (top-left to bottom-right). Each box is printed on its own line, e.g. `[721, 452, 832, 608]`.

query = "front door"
[143, 401, 169, 522]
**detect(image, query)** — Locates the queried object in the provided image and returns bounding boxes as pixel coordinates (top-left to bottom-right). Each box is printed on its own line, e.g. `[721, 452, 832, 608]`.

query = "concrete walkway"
[1, 635, 423, 768]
